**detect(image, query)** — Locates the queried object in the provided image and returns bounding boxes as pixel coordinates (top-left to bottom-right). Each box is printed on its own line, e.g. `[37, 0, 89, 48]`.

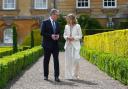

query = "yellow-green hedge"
[0, 46, 43, 89]
[0, 47, 13, 58]
[80, 46, 128, 85]
[84, 29, 128, 57]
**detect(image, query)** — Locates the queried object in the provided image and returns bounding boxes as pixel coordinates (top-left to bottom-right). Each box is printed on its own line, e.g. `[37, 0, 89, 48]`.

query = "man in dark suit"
[41, 9, 60, 82]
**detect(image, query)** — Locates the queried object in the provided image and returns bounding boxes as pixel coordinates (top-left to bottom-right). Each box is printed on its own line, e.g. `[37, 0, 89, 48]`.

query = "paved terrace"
[5, 52, 128, 89]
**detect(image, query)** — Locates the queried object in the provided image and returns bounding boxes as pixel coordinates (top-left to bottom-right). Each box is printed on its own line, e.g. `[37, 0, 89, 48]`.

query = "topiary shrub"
[21, 29, 41, 48]
[12, 26, 18, 53]
[31, 30, 34, 48]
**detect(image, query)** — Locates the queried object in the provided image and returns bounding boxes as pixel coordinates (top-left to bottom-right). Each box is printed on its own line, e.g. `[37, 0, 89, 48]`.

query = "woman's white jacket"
[63, 24, 82, 50]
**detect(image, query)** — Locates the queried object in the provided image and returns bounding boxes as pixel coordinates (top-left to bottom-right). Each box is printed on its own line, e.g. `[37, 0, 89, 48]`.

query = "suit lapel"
[48, 19, 58, 34]
[47, 19, 54, 33]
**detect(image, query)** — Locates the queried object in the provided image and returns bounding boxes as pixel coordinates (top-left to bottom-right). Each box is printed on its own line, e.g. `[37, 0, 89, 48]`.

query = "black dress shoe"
[44, 76, 48, 80]
[55, 77, 60, 82]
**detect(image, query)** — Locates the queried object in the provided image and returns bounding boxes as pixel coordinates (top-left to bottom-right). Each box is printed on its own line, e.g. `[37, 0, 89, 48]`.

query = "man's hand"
[51, 34, 56, 40]
[55, 34, 59, 40]
[51, 34, 59, 40]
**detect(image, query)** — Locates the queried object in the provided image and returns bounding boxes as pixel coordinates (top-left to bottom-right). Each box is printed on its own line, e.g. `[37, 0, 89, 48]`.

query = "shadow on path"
[46, 80, 78, 86]
[68, 79, 98, 85]
[45, 79, 98, 86]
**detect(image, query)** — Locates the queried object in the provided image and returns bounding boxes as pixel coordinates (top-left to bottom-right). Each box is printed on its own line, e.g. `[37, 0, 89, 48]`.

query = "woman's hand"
[67, 36, 74, 42]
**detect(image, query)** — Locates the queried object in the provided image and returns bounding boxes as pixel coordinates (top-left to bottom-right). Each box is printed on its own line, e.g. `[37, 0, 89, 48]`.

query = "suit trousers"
[43, 46, 59, 78]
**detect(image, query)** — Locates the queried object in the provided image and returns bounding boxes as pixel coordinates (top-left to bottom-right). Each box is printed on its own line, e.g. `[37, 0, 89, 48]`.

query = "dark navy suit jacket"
[40, 19, 60, 50]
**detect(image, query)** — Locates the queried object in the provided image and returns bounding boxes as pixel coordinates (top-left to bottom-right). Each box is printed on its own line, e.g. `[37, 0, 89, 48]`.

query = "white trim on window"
[34, 0, 48, 9]
[103, 0, 117, 8]
[76, 0, 90, 8]
[3, 0, 16, 10]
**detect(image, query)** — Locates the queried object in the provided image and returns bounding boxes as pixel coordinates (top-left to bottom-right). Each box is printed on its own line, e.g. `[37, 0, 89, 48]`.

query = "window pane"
[104, 0, 116, 7]
[42, 3, 45, 6]
[4, 4, 7, 8]
[77, 0, 89, 7]
[82, 2, 84, 6]
[8, 0, 14, 3]
[112, 2, 115, 6]
[104, 2, 107, 6]
[85, 2, 88, 6]
[108, 2, 111, 6]
[4, 28, 13, 43]
[78, 3, 81, 7]
[3, 0, 15, 9]
[35, 0, 47, 9]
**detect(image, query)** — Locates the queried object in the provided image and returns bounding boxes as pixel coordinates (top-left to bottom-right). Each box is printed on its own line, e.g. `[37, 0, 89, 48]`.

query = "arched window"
[4, 28, 13, 43]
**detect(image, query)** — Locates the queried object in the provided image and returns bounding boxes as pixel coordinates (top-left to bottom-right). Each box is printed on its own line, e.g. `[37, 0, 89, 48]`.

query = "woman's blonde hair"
[66, 14, 77, 25]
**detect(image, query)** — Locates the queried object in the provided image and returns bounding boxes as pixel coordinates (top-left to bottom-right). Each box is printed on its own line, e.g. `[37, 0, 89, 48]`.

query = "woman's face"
[69, 20, 73, 25]
[66, 17, 72, 25]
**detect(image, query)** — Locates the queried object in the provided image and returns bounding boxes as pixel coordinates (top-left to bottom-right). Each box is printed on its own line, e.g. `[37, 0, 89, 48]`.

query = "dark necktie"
[52, 21, 56, 33]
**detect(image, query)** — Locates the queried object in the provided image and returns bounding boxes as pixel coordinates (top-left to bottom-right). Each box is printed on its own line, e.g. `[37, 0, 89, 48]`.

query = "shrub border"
[80, 46, 128, 85]
[0, 46, 43, 88]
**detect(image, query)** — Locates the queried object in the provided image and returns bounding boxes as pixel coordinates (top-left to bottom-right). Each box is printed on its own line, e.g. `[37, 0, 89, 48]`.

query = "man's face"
[52, 13, 59, 21]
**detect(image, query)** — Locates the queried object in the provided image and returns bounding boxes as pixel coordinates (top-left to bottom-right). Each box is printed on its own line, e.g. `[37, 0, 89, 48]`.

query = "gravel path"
[5, 52, 128, 89]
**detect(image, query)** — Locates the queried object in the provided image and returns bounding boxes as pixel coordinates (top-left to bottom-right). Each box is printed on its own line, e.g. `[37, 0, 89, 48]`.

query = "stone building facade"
[0, 0, 128, 44]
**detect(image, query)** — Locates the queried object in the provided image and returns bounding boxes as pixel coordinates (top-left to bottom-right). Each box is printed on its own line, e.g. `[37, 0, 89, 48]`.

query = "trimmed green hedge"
[84, 29, 128, 57]
[80, 46, 128, 85]
[0, 48, 13, 58]
[0, 46, 43, 88]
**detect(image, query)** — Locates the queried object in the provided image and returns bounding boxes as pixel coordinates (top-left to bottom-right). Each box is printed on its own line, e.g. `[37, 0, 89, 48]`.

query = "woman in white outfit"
[63, 14, 82, 79]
